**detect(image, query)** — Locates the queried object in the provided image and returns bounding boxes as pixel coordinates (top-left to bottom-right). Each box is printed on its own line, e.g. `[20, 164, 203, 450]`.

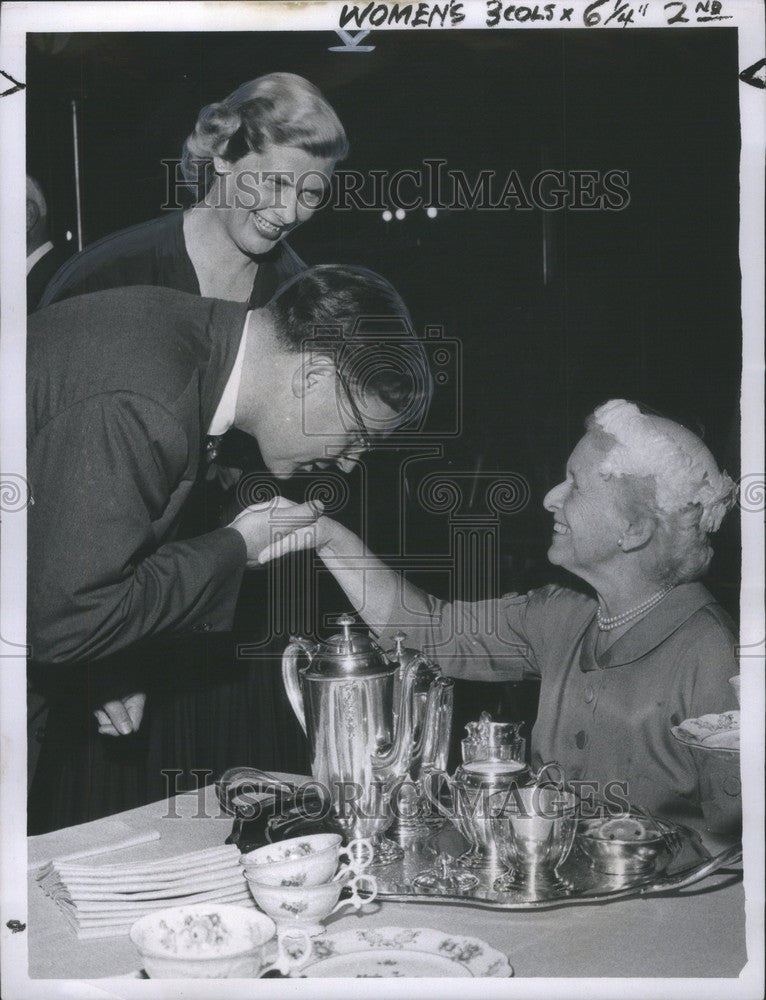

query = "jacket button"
[575, 730, 588, 749]
[192, 623, 212, 633]
[723, 775, 741, 797]
[584, 686, 595, 704]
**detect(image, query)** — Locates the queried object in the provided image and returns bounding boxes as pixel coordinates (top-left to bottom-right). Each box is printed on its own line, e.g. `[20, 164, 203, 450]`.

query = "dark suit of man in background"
[26, 175, 72, 314]
[28, 266, 429, 831]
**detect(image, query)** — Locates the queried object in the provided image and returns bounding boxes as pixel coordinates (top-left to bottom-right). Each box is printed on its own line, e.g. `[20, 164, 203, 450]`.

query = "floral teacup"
[129, 902, 311, 978]
[239, 833, 373, 887]
[246, 868, 378, 936]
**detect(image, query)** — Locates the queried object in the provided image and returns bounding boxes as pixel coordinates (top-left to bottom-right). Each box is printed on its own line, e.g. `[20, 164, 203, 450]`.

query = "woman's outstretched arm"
[258, 516, 430, 638]
[258, 516, 535, 681]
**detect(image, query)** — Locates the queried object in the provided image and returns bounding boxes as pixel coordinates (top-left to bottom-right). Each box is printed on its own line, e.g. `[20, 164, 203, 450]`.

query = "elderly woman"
[38, 72, 347, 307]
[260, 400, 740, 824]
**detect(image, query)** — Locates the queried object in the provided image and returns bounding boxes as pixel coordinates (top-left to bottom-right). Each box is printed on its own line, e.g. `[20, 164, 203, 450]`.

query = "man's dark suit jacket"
[27, 286, 251, 664]
[27, 243, 72, 314]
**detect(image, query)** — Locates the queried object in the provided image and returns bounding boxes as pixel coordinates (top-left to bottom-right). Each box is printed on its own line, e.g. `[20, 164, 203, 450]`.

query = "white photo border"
[1, 3, 763, 998]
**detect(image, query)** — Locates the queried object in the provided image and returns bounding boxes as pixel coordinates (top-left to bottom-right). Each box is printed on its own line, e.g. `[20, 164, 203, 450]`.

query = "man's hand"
[257, 515, 339, 565]
[228, 497, 324, 568]
[94, 691, 147, 736]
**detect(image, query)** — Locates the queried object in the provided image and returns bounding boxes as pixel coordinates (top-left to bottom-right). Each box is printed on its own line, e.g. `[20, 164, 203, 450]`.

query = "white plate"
[292, 926, 512, 978]
[671, 727, 739, 754]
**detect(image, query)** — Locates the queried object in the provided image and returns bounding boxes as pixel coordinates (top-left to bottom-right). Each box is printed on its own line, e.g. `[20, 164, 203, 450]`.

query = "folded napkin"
[37, 843, 250, 940]
[64, 888, 255, 940]
[28, 817, 161, 872]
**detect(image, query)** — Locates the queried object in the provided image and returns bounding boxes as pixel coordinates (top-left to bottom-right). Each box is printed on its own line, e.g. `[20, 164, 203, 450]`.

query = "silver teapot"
[282, 613, 454, 865]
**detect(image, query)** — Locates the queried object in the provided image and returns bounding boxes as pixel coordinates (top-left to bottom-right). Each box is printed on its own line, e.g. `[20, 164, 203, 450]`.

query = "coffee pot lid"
[307, 613, 394, 678]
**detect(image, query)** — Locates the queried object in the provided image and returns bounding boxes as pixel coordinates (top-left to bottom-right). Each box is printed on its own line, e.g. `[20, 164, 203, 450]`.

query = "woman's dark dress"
[29, 211, 310, 833]
[38, 211, 305, 309]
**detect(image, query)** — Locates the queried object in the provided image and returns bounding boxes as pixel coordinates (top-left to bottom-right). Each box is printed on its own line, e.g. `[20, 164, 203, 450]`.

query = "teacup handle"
[340, 837, 374, 872]
[259, 926, 313, 977]
[331, 872, 378, 916]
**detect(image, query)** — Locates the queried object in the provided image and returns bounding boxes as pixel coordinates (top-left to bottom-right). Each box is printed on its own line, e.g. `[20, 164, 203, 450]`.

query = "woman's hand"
[257, 517, 403, 637]
[227, 497, 324, 568]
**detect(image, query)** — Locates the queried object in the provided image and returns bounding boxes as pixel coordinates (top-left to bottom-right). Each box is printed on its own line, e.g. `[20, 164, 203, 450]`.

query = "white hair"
[588, 399, 737, 583]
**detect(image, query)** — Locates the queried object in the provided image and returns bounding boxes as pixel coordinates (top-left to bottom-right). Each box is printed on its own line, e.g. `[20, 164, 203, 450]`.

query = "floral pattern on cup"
[240, 833, 373, 888]
[247, 868, 378, 935]
[280, 873, 308, 887]
[259, 842, 315, 864]
[129, 903, 312, 979]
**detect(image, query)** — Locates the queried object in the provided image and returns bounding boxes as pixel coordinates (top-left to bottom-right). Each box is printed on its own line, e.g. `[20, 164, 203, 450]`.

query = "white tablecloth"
[26, 780, 746, 980]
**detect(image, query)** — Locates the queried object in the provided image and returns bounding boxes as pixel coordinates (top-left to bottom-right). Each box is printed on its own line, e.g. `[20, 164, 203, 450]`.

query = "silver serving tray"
[370, 823, 742, 911]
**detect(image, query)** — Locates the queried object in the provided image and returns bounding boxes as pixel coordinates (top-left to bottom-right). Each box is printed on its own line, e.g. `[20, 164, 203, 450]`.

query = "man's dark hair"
[267, 264, 433, 430]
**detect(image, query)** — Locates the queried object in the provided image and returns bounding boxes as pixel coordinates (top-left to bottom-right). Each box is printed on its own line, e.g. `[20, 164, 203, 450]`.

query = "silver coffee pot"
[282, 613, 454, 865]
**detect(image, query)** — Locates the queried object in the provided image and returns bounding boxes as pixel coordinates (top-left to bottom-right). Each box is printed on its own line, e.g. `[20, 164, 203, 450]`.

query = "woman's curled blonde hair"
[181, 72, 348, 195]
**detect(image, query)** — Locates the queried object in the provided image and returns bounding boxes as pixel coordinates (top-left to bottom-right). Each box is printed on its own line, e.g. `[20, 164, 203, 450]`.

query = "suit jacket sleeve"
[28, 391, 247, 664]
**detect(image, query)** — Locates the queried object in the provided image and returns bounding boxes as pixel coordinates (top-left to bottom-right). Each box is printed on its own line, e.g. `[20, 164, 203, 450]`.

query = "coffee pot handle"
[421, 676, 455, 772]
[281, 637, 315, 736]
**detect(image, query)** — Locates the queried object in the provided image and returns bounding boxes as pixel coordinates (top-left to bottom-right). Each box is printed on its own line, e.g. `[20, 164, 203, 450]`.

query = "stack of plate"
[35, 844, 252, 939]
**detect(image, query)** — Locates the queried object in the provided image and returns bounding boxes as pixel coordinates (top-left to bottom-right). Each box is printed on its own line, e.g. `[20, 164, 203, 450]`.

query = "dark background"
[27, 29, 742, 771]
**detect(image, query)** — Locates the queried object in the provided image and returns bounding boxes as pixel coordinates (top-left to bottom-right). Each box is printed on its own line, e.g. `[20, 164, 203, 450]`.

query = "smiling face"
[212, 144, 336, 256]
[543, 432, 629, 583]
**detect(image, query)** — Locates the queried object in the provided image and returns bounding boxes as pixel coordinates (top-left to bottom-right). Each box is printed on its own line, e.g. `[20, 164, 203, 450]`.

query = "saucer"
[291, 926, 512, 978]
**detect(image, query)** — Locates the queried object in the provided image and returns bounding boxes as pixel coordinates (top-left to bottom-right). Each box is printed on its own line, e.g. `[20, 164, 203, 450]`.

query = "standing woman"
[29, 74, 348, 831]
[39, 72, 347, 307]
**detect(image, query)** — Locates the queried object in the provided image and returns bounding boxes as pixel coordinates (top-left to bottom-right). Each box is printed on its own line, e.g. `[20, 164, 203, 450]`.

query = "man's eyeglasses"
[336, 367, 373, 451]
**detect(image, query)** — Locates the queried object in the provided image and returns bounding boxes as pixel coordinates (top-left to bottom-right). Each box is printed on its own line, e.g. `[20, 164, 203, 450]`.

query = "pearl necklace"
[596, 585, 675, 631]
